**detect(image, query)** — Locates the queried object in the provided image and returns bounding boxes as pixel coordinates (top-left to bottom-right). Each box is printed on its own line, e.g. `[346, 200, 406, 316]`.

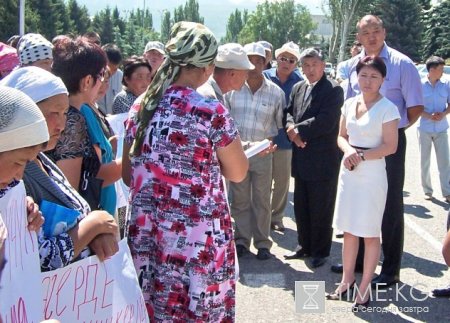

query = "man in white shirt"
[97, 44, 123, 115]
[224, 42, 285, 261]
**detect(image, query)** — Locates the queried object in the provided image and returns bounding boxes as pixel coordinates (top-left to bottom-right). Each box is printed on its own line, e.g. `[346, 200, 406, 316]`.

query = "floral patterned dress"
[125, 85, 238, 322]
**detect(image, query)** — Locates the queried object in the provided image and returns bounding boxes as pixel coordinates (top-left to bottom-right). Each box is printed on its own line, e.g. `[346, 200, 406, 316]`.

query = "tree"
[92, 6, 114, 44]
[0, 0, 20, 41]
[223, 9, 247, 43]
[324, 0, 366, 63]
[112, 6, 126, 35]
[237, 0, 316, 50]
[160, 10, 172, 43]
[183, 0, 204, 23]
[68, 0, 91, 35]
[422, 0, 450, 59]
[27, 0, 69, 39]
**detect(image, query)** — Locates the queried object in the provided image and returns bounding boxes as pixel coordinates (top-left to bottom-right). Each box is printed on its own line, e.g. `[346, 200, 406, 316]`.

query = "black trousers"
[356, 129, 406, 276]
[294, 176, 338, 258]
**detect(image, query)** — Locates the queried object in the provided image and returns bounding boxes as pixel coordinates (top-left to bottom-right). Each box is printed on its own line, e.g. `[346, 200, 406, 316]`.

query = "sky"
[77, 0, 325, 39]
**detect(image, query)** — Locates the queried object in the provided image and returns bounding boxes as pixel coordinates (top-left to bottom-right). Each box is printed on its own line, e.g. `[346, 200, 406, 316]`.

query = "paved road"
[235, 126, 450, 322]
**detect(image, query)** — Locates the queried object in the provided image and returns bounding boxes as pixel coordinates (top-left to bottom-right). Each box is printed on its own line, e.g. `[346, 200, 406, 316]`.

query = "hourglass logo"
[295, 281, 325, 313]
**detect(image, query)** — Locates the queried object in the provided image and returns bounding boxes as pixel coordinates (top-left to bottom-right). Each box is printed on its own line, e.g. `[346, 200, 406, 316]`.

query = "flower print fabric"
[125, 85, 239, 322]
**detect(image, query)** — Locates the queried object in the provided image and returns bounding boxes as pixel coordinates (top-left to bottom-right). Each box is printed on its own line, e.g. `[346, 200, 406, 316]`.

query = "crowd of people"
[0, 13, 449, 322]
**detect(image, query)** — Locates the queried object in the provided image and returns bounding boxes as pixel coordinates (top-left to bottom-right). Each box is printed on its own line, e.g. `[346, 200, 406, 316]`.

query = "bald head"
[357, 15, 384, 31]
[356, 14, 386, 56]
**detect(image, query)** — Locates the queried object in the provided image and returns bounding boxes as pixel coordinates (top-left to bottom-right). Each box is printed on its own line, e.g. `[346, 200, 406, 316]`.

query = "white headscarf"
[0, 66, 68, 103]
[18, 33, 53, 65]
[0, 86, 49, 152]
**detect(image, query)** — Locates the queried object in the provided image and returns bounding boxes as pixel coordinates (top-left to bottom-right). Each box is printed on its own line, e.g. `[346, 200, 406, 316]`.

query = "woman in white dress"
[327, 56, 400, 309]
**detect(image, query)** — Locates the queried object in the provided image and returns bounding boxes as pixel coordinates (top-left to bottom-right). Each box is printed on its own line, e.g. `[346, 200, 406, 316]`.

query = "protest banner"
[0, 182, 43, 323]
[41, 239, 149, 323]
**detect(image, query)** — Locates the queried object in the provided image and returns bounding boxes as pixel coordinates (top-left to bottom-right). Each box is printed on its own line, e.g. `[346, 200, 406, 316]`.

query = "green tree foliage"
[92, 7, 114, 44]
[0, 0, 20, 41]
[183, 0, 204, 23]
[422, 0, 450, 59]
[160, 11, 172, 44]
[237, 0, 316, 50]
[23, 0, 71, 39]
[112, 7, 125, 35]
[325, 0, 370, 63]
[68, 0, 91, 35]
[222, 9, 248, 43]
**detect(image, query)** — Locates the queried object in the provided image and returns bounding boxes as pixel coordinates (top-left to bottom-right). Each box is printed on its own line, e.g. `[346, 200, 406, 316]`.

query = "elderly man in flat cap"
[198, 43, 254, 102]
[224, 42, 285, 261]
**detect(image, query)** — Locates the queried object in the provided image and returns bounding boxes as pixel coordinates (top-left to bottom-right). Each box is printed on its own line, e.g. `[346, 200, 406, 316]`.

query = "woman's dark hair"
[356, 55, 386, 78]
[52, 36, 107, 94]
[121, 56, 151, 86]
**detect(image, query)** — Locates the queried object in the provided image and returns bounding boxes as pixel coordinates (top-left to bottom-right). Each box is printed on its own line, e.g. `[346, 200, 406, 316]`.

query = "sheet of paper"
[244, 139, 271, 158]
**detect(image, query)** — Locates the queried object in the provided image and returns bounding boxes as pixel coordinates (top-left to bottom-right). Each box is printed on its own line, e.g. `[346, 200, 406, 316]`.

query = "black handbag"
[79, 150, 103, 210]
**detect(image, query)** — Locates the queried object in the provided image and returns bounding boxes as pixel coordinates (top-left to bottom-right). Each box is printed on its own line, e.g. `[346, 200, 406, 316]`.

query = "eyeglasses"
[279, 56, 297, 64]
[96, 69, 106, 82]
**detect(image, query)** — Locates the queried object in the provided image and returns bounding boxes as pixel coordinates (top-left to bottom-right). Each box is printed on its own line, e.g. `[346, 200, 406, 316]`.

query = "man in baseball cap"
[257, 40, 273, 70]
[198, 43, 254, 102]
[224, 42, 285, 261]
[264, 41, 303, 232]
[143, 41, 165, 78]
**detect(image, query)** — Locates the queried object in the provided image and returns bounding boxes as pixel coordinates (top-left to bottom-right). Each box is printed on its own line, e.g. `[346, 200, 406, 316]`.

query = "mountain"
[75, 0, 323, 39]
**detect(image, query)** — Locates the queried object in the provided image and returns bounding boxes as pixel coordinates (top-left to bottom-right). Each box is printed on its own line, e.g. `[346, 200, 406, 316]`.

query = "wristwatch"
[357, 150, 365, 161]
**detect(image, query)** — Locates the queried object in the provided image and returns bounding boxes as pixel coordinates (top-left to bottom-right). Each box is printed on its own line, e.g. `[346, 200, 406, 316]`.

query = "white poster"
[107, 112, 130, 208]
[41, 239, 149, 323]
[0, 182, 43, 323]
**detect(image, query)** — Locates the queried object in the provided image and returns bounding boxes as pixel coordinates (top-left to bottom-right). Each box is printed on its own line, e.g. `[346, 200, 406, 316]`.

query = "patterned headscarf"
[131, 21, 218, 156]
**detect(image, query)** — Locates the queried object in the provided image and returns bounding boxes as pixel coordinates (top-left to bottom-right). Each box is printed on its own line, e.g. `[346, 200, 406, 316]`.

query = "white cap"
[144, 41, 165, 55]
[0, 86, 49, 152]
[257, 40, 273, 52]
[0, 66, 68, 103]
[215, 43, 255, 70]
[243, 42, 266, 59]
[275, 41, 300, 61]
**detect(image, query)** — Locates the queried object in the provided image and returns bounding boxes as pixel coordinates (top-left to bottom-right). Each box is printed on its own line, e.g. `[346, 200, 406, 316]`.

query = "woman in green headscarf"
[122, 22, 248, 321]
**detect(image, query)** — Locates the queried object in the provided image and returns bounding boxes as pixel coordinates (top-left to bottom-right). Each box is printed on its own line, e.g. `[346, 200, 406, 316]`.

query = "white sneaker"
[424, 193, 432, 200]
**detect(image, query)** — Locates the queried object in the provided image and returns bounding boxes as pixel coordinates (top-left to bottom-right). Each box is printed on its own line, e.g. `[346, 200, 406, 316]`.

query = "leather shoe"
[236, 244, 248, 258]
[256, 248, 272, 260]
[310, 257, 327, 268]
[371, 274, 399, 289]
[284, 246, 309, 259]
[271, 222, 285, 232]
[432, 285, 450, 297]
[330, 263, 363, 274]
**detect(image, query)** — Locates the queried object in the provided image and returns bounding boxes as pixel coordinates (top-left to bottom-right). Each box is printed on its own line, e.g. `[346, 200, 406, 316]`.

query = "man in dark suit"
[284, 48, 344, 268]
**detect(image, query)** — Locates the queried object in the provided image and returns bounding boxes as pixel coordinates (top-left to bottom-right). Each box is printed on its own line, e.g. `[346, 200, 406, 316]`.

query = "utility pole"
[19, 0, 25, 35]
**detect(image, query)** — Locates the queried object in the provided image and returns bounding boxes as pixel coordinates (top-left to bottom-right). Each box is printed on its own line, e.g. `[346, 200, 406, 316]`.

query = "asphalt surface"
[235, 126, 450, 323]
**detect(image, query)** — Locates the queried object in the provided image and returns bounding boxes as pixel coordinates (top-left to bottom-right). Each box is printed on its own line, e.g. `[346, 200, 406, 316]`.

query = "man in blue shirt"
[263, 41, 303, 232]
[331, 15, 424, 287]
[418, 56, 450, 203]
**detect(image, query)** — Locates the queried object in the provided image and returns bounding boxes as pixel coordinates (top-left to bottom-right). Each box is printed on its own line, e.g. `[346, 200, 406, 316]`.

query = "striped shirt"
[224, 77, 285, 142]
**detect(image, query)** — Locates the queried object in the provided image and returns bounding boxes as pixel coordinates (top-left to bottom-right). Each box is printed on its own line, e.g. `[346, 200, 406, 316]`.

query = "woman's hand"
[343, 148, 362, 171]
[87, 210, 119, 235]
[88, 233, 119, 261]
[26, 196, 44, 232]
